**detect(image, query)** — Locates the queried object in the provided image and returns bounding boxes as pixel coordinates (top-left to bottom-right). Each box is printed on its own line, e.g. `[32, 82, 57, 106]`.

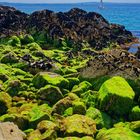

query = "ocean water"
[0, 2, 140, 38]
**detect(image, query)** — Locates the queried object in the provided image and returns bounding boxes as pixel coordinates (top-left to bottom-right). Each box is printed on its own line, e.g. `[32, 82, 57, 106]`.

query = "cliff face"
[0, 6, 135, 49]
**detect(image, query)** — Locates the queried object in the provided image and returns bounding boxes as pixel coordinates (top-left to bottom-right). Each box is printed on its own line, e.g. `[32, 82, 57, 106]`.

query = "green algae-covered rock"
[72, 81, 92, 96]
[57, 136, 94, 140]
[52, 96, 74, 115]
[27, 129, 41, 140]
[60, 114, 96, 137]
[0, 64, 10, 82]
[1, 52, 19, 64]
[129, 106, 140, 121]
[96, 127, 140, 140]
[29, 104, 52, 128]
[32, 72, 69, 89]
[0, 92, 12, 115]
[67, 77, 80, 90]
[5, 79, 28, 97]
[21, 34, 34, 44]
[98, 76, 135, 116]
[72, 101, 86, 115]
[37, 85, 63, 105]
[63, 107, 73, 117]
[63, 67, 78, 75]
[81, 90, 98, 107]
[37, 120, 58, 140]
[26, 42, 42, 51]
[8, 36, 21, 47]
[52, 93, 79, 115]
[86, 107, 112, 129]
[129, 121, 140, 133]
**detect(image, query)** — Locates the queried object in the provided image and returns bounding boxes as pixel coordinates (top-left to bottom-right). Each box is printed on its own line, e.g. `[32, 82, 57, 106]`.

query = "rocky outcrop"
[0, 6, 28, 37]
[80, 48, 140, 79]
[0, 6, 135, 49]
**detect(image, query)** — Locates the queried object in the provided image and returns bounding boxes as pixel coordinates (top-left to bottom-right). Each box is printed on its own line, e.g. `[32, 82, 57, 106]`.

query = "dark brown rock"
[0, 6, 136, 49]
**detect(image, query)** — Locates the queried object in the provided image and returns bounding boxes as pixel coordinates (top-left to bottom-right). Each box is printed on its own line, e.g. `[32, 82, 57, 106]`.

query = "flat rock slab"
[0, 122, 25, 140]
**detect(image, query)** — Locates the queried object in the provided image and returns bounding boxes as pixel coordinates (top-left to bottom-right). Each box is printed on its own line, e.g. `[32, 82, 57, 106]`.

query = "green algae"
[0, 34, 139, 140]
[98, 76, 135, 116]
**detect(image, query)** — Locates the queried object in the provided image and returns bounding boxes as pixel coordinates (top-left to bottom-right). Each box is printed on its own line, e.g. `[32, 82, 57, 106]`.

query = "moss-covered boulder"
[86, 107, 112, 129]
[27, 129, 41, 140]
[129, 106, 140, 121]
[67, 77, 80, 90]
[96, 127, 140, 140]
[1, 52, 19, 64]
[63, 107, 73, 117]
[21, 34, 34, 44]
[5, 79, 28, 97]
[0, 64, 10, 82]
[60, 114, 96, 137]
[0, 92, 12, 115]
[29, 104, 52, 128]
[32, 72, 69, 89]
[52, 93, 79, 115]
[8, 36, 21, 47]
[72, 81, 92, 96]
[37, 120, 58, 140]
[37, 85, 63, 105]
[98, 76, 135, 116]
[72, 101, 86, 115]
[129, 121, 140, 133]
[26, 42, 42, 51]
[81, 90, 99, 107]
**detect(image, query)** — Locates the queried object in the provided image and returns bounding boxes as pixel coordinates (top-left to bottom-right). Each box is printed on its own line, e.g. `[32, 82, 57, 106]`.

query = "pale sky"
[0, 0, 140, 3]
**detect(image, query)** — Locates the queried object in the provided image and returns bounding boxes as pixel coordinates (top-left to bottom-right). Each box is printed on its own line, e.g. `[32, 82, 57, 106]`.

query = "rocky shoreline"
[0, 6, 136, 50]
[0, 5, 140, 140]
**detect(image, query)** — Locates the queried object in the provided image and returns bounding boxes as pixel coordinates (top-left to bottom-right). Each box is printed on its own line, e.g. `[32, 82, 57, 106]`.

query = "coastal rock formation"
[0, 4, 140, 140]
[0, 6, 135, 49]
[0, 6, 28, 37]
[80, 48, 140, 79]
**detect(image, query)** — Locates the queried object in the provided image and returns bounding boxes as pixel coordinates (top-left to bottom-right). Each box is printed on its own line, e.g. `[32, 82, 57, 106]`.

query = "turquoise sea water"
[0, 2, 140, 38]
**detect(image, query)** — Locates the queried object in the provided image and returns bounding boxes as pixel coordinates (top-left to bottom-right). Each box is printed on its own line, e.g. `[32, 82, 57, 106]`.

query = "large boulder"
[32, 72, 69, 89]
[96, 127, 140, 140]
[98, 76, 135, 116]
[60, 114, 96, 137]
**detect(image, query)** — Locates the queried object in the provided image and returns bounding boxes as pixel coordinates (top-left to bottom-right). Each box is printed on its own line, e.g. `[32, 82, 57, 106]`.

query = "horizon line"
[0, 1, 140, 4]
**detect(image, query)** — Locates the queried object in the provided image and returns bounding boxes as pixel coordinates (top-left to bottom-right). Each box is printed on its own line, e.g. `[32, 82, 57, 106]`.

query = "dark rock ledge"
[0, 6, 136, 50]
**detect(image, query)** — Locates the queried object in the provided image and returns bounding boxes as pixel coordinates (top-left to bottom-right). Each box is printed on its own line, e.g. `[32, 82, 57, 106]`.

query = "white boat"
[99, 0, 104, 9]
